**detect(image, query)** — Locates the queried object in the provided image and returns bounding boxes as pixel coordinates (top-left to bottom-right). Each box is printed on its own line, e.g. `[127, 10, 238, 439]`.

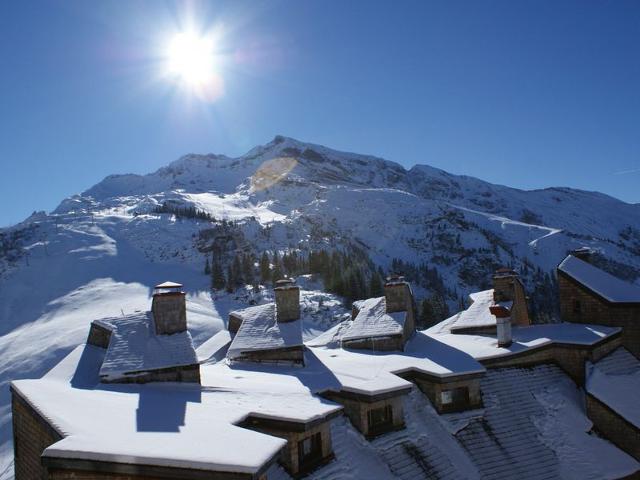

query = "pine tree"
[369, 273, 383, 297]
[242, 254, 254, 285]
[260, 252, 270, 283]
[204, 257, 211, 275]
[419, 298, 435, 329]
[210, 259, 226, 290]
[226, 265, 235, 293]
[232, 255, 243, 287]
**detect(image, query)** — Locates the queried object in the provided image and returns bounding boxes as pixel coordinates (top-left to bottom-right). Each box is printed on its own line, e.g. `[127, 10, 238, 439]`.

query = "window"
[367, 404, 393, 434]
[573, 299, 582, 316]
[440, 387, 469, 408]
[298, 432, 322, 469]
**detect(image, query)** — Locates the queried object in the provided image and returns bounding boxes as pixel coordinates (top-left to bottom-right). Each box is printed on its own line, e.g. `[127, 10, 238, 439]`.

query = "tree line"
[153, 202, 215, 222]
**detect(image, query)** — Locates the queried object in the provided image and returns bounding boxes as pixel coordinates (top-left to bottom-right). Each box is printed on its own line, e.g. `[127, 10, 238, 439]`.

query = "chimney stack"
[492, 268, 531, 327]
[384, 275, 414, 314]
[152, 281, 187, 335]
[492, 268, 518, 302]
[274, 278, 300, 322]
[490, 305, 512, 347]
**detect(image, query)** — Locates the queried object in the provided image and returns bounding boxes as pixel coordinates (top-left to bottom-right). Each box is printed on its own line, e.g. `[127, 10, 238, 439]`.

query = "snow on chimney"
[490, 305, 512, 347]
[274, 278, 300, 322]
[571, 247, 594, 263]
[384, 275, 414, 314]
[151, 281, 187, 335]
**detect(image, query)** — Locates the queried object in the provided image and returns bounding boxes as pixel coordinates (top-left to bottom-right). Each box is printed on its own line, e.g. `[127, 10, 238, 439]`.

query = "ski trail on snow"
[448, 204, 563, 247]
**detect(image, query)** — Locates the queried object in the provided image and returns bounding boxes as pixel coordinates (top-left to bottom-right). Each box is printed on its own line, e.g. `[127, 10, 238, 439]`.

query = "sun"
[166, 31, 216, 87]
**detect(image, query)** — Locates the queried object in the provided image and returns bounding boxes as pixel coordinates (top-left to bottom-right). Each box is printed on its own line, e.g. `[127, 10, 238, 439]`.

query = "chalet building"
[227, 278, 305, 366]
[86, 281, 200, 383]
[586, 347, 640, 461]
[558, 252, 640, 358]
[11, 280, 342, 480]
[340, 276, 416, 351]
[11, 270, 640, 480]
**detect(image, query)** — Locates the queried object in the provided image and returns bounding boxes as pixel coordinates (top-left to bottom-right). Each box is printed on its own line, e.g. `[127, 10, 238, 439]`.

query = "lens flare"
[251, 157, 298, 192]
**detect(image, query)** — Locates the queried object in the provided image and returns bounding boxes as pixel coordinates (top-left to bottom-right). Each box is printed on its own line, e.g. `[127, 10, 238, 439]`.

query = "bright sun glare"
[164, 30, 224, 101]
[167, 32, 215, 86]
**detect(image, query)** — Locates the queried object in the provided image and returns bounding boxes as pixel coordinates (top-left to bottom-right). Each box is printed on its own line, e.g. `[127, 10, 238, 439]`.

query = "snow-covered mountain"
[1, 135, 639, 477]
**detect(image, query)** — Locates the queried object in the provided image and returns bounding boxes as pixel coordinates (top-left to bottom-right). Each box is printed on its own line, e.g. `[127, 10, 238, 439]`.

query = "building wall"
[558, 274, 640, 358]
[87, 323, 112, 349]
[326, 395, 405, 438]
[247, 421, 333, 476]
[47, 467, 266, 480]
[232, 346, 305, 366]
[11, 388, 62, 480]
[341, 335, 404, 352]
[586, 394, 640, 462]
[413, 377, 482, 414]
[100, 364, 201, 384]
[228, 313, 243, 334]
[479, 334, 623, 386]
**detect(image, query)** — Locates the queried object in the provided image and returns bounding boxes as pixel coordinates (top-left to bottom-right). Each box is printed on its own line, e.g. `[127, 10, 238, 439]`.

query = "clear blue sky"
[1, 0, 639, 226]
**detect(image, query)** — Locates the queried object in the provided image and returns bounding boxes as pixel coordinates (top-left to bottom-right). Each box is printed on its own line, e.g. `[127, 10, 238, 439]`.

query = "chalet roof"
[447, 364, 639, 480]
[443, 290, 499, 333]
[428, 288, 620, 359]
[586, 347, 640, 429]
[11, 343, 341, 476]
[341, 297, 406, 342]
[558, 255, 640, 303]
[96, 313, 197, 381]
[227, 303, 303, 360]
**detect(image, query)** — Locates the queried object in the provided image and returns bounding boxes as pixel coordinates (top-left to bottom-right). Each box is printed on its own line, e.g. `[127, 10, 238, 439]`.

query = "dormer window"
[367, 404, 393, 435]
[440, 386, 470, 411]
[298, 432, 322, 469]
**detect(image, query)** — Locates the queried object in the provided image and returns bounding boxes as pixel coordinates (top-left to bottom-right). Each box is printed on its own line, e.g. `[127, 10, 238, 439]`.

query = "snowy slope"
[1, 135, 640, 477]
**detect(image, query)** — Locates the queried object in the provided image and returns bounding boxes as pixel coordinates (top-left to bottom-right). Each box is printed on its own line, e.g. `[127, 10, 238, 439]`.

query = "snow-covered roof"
[97, 313, 198, 381]
[427, 285, 620, 360]
[427, 322, 619, 361]
[341, 297, 406, 342]
[558, 255, 640, 303]
[586, 347, 640, 429]
[310, 333, 484, 397]
[12, 344, 341, 476]
[227, 303, 303, 360]
[448, 364, 639, 480]
[444, 290, 498, 333]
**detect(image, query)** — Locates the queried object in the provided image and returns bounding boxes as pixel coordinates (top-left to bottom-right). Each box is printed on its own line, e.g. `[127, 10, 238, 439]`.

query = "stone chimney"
[490, 305, 512, 347]
[384, 275, 414, 313]
[492, 269, 530, 327]
[384, 275, 416, 339]
[152, 281, 187, 335]
[274, 278, 300, 322]
[571, 247, 593, 263]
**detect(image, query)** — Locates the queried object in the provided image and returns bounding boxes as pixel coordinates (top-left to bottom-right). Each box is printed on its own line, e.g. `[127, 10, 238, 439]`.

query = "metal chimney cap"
[385, 274, 406, 284]
[274, 278, 298, 290]
[155, 281, 184, 289]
